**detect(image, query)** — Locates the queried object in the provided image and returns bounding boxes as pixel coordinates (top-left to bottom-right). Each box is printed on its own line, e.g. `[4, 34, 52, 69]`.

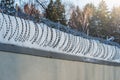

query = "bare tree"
[69, 4, 95, 35]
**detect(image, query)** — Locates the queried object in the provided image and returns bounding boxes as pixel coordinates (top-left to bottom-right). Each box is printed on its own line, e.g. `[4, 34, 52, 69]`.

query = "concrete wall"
[0, 51, 120, 80]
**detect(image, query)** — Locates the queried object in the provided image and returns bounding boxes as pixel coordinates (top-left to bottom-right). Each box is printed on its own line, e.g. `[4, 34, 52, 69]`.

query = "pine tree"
[87, 4, 99, 37]
[111, 7, 120, 31]
[95, 0, 110, 38]
[46, 0, 54, 20]
[46, 0, 66, 25]
[110, 6, 120, 43]
[54, 0, 66, 25]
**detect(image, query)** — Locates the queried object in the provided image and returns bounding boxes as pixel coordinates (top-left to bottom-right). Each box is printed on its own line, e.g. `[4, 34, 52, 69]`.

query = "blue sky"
[15, 0, 120, 10]
[63, 0, 120, 9]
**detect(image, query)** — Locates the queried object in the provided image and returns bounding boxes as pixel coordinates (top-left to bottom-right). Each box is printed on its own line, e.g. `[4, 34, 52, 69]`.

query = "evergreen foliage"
[110, 6, 120, 43]
[0, 0, 120, 44]
[69, 0, 120, 44]
[46, 0, 66, 25]
[95, 0, 110, 38]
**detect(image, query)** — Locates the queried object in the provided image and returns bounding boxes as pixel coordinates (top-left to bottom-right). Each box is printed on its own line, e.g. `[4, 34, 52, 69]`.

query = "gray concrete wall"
[0, 51, 120, 80]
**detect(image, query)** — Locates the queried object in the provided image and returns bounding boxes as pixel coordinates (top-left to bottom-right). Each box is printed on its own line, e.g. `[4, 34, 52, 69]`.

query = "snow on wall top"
[0, 13, 120, 63]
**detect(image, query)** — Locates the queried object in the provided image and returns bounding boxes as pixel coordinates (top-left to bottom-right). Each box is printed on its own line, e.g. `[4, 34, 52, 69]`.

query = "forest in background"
[0, 0, 120, 44]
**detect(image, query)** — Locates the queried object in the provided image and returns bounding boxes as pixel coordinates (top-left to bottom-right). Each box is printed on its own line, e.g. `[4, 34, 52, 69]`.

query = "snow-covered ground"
[0, 13, 120, 63]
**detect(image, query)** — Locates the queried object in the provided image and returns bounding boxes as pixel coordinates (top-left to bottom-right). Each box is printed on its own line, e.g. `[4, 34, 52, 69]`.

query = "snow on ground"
[0, 13, 120, 63]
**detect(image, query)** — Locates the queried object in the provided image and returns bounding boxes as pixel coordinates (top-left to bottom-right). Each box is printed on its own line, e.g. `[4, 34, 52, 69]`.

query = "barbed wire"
[0, 12, 120, 63]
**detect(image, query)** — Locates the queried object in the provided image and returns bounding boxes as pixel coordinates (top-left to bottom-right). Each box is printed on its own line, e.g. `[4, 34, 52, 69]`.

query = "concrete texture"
[0, 51, 120, 80]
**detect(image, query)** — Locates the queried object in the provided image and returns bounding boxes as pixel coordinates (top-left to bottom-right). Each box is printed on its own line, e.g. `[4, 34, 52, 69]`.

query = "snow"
[0, 12, 120, 63]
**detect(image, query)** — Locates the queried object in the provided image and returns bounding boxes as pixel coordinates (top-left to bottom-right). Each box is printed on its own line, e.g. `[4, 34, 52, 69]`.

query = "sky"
[63, 0, 120, 9]
[9, 0, 120, 9]
[15, 0, 120, 10]
[14, 0, 120, 19]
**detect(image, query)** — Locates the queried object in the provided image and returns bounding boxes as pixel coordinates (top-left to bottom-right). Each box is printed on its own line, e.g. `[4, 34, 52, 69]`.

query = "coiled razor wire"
[0, 13, 120, 63]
